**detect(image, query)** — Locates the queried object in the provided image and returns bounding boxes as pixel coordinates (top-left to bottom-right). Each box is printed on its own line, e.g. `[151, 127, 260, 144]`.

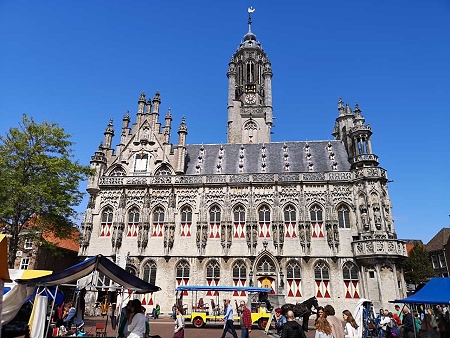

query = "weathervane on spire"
[248, 6, 255, 30]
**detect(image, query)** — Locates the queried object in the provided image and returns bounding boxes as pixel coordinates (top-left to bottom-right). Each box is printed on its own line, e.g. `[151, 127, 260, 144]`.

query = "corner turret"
[333, 100, 378, 169]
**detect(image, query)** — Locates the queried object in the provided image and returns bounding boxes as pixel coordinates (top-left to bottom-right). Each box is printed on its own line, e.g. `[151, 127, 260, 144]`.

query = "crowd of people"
[373, 304, 450, 338]
[55, 296, 450, 338]
[117, 299, 184, 338]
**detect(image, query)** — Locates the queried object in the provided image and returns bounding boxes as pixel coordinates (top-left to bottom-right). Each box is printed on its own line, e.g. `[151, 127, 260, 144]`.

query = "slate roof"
[184, 140, 351, 175]
[426, 228, 450, 252]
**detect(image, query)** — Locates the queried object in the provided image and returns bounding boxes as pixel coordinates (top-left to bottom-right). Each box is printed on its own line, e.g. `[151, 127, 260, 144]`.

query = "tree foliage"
[0, 114, 91, 267]
[403, 242, 435, 284]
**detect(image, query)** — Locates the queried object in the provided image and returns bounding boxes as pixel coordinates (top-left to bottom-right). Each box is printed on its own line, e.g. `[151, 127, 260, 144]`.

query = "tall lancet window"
[246, 60, 255, 83]
[233, 205, 246, 239]
[152, 207, 165, 237]
[310, 204, 324, 238]
[258, 205, 271, 238]
[127, 207, 140, 237]
[180, 206, 192, 237]
[209, 205, 221, 239]
[232, 260, 247, 296]
[284, 205, 297, 238]
[100, 208, 113, 237]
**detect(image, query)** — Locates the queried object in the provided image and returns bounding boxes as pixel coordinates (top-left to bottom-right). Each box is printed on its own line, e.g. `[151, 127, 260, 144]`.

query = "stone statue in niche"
[373, 205, 382, 230]
[220, 224, 226, 248]
[168, 225, 175, 249]
[227, 224, 232, 248]
[116, 223, 124, 249]
[272, 224, 279, 246]
[333, 224, 339, 244]
[360, 205, 369, 230]
[252, 223, 258, 248]
[111, 224, 118, 248]
[279, 223, 285, 243]
[201, 224, 208, 249]
[163, 225, 169, 248]
[298, 224, 306, 246]
[246, 224, 251, 248]
[196, 224, 201, 249]
[305, 224, 311, 247]
[326, 224, 333, 246]
[142, 223, 149, 249]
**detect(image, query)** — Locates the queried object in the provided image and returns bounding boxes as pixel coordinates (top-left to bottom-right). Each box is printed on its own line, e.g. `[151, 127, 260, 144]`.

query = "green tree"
[0, 114, 91, 267]
[403, 242, 435, 284]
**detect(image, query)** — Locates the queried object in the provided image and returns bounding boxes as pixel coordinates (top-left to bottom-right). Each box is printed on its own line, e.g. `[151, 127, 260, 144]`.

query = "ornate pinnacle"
[123, 110, 130, 121]
[153, 91, 161, 104]
[138, 91, 146, 103]
[178, 116, 187, 133]
[345, 102, 352, 115]
[166, 108, 172, 119]
[354, 102, 362, 116]
[104, 118, 114, 134]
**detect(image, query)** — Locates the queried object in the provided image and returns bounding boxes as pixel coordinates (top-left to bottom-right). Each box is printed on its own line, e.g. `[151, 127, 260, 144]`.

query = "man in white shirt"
[221, 299, 238, 338]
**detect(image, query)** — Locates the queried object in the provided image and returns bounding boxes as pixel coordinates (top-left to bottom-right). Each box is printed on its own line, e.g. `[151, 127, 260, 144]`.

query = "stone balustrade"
[352, 239, 407, 260]
[98, 169, 388, 187]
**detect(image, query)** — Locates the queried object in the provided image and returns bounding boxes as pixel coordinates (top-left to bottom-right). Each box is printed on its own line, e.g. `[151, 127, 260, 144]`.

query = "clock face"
[245, 93, 256, 104]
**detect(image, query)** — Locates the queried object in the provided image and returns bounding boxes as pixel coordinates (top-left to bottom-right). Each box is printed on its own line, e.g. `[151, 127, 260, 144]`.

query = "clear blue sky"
[1, 0, 449, 244]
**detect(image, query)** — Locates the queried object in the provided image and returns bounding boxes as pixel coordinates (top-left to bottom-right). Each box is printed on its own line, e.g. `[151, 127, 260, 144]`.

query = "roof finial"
[248, 6, 255, 32]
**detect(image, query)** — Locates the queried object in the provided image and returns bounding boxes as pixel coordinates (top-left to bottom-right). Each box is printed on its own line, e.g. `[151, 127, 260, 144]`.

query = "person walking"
[275, 308, 287, 335]
[402, 307, 415, 338]
[342, 310, 359, 338]
[281, 310, 307, 338]
[239, 300, 252, 338]
[173, 306, 185, 338]
[315, 317, 333, 338]
[324, 305, 345, 338]
[221, 299, 238, 338]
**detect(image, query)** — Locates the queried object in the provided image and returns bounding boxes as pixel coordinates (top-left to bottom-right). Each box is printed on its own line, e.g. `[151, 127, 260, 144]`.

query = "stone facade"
[79, 13, 407, 315]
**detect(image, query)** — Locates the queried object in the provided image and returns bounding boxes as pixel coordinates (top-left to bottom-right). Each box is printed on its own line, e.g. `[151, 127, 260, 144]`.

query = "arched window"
[343, 261, 360, 299]
[233, 205, 246, 239]
[310, 204, 324, 238]
[205, 260, 220, 295]
[314, 261, 330, 298]
[257, 257, 276, 274]
[284, 205, 297, 238]
[110, 167, 126, 176]
[180, 206, 193, 237]
[286, 260, 302, 297]
[127, 207, 140, 237]
[176, 260, 190, 294]
[143, 261, 157, 285]
[152, 207, 165, 237]
[209, 205, 221, 239]
[232, 260, 247, 295]
[258, 205, 271, 238]
[244, 120, 258, 144]
[100, 208, 113, 237]
[155, 165, 171, 176]
[338, 205, 351, 229]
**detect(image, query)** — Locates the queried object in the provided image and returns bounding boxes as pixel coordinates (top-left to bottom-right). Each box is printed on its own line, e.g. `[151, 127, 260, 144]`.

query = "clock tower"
[227, 8, 273, 144]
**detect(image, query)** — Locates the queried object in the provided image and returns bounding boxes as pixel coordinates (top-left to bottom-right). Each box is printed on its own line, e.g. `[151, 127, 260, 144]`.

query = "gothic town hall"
[80, 13, 407, 314]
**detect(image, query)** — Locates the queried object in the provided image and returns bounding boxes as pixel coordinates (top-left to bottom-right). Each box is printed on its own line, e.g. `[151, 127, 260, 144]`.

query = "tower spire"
[247, 6, 255, 33]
